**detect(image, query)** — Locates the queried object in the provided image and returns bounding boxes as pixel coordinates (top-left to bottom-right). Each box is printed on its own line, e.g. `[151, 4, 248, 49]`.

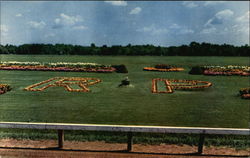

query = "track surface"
[0, 139, 249, 158]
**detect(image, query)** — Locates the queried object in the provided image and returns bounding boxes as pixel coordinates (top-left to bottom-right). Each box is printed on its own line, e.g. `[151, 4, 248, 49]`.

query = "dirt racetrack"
[0, 139, 249, 158]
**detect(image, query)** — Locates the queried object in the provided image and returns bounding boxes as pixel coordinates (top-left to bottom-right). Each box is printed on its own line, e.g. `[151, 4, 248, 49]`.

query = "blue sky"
[0, 1, 249, 46]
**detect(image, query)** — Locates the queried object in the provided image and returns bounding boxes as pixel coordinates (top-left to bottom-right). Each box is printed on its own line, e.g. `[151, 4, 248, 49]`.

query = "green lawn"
[0, 55, 249, 128]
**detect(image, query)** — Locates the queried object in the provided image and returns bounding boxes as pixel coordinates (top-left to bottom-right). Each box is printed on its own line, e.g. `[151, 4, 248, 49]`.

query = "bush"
[111, 65, 128, 73]
[189, 66, 206, 75]
[239, 88, 250, 99]
[239, 88, 250, 95]
[154, 64, 174, 69]
[0, 84, 11, 94]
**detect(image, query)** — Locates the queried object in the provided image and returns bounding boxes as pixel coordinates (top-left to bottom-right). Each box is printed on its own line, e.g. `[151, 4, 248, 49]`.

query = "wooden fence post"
[58, 130, 64, 149]
[198, 134, 205, 154]
[127, 132, 133, 151]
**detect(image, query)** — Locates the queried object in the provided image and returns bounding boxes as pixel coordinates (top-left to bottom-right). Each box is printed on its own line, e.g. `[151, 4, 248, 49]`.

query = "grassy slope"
[0, 55, 249, 128]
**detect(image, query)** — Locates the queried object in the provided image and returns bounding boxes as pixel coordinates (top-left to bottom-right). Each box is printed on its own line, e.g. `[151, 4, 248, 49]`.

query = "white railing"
[0, 122, 249, 154]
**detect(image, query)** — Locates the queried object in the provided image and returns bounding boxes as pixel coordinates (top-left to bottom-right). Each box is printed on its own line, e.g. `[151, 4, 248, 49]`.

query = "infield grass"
[0, 55, 249, 128]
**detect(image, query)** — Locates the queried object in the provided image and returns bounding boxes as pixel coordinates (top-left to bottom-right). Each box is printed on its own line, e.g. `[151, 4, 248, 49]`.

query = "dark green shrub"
[155, 64, 175, 69]
[0, 84, 11, 94]
[239, 88, 250, 95]
[111, 64, 128, 73]
[189, 66, 205, 75]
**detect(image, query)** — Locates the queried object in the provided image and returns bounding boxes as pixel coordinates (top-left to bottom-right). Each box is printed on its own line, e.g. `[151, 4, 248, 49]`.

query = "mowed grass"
[0, 55, 249, 128]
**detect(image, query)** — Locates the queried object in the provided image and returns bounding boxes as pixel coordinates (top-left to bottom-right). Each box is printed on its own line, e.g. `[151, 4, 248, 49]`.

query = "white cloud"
[182, 2, 198, 8]
[205, 9, 234, 27]
[204, 19, 213, 27]
[136, 25, 168, 35]
[0, 25, 8, 33]
[44, 33, 55, 38]
[236, 11, 250, 23]
[233, 11, 250, 34]
[204, 1, 225, 6]
[169, 24, 181, 29]
[178, 28, 194, 34]
[0, 25, 8, 37]
[16, 13, 23, 17]
[215, 9, 234, 19]
[105, 1, 127, 6]
[72, 25, 88, 30]
[232, 24, 249, 34]
[201, 9, 248, 43]
[55, 13, 82, 26]
[129, 7, 142, 15]
[200, 27, 217, 34]
[168, 24, 194, 35]
[55, 18, 60, 24]
[53, 13, 87, 30]
[28, 21, 46, 29]
[234, 25, 249, 34]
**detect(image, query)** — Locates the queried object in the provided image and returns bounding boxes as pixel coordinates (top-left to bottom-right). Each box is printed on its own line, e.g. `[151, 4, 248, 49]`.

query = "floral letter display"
[152, 79, 212, 93]
[24, 77, 101, 92]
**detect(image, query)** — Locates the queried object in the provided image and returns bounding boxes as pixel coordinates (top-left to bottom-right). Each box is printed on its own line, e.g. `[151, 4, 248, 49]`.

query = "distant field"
[0, 55, 249, 128]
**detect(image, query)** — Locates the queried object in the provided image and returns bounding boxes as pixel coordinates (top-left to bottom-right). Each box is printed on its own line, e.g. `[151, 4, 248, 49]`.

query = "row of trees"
[0, 42, 249, 56]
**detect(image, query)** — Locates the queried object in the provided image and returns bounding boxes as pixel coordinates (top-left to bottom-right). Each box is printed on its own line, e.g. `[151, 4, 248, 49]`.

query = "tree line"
[0, 42, 249, 56]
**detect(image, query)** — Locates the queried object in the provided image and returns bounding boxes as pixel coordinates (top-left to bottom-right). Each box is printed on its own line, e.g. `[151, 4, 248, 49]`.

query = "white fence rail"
[0, 122, 249, 154]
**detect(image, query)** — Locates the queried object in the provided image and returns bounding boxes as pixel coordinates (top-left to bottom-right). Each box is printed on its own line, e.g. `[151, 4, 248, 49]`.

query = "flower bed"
[0, 84, 11, 94]
[189, 65, 250, 76]
[0, 61, 116, 73]
[144, 67, 184, 72]
[144, 64, 184, 72]
[203, 69, 250, 76]
[239, 87, 250, 99]
[24, 77, 101, 92]
[152, 78, 212, 93]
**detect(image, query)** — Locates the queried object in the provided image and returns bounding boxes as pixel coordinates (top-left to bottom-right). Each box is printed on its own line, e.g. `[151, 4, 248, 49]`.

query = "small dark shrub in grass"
[239, 87, 250, 95]
[0, 84, 11, 94]
[189, 66, 206, 75]
[111, 64, 128, 73]
[155, 64, 176, 69]
[239, 87, 250, 99]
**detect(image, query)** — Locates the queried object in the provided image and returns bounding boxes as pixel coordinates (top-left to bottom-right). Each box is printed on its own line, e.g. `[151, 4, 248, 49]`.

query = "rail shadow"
[0, 146, 248, 157]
